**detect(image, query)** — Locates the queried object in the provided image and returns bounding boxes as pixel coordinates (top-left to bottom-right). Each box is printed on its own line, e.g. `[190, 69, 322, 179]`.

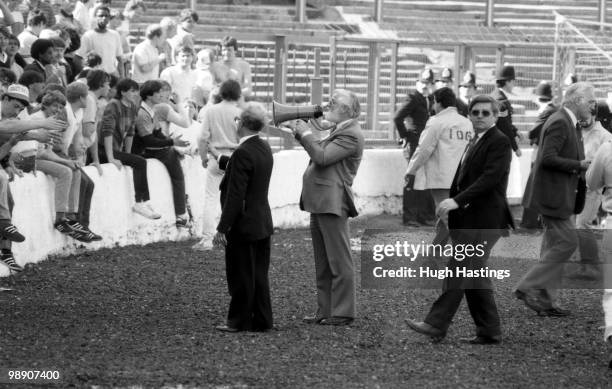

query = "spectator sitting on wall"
[98, 77, 161, 220]
[135, 79, 190, 227]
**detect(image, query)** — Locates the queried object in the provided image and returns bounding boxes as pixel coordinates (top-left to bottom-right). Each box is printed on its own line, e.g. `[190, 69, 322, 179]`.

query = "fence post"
[329, 36, 337, 94]
[296, 0, 306, 23]
[485, 0, 494, 27]
[389, 42, 398, 141]
[273, 35, 287, 104]
[454, 45, 464, 93]
[374, 0, 384, 23]
[599, 0, 607, 30]
[367, 41, 380, 132]
[311, 48, 323, 105]
[495, 46, 505, 71]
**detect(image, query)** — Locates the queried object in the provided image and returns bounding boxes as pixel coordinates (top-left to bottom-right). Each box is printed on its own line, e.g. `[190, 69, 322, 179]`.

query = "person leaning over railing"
[98, 77, 160, 220]
[134, 80, 190, 227]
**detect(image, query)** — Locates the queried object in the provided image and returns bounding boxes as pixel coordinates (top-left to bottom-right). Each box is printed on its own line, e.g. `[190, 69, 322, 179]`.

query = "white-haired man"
[292, 89, 364, 326]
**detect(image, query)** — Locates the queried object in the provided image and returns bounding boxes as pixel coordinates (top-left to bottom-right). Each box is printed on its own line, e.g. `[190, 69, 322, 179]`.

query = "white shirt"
[132, 39, 159, 83]
[73, 1, 91, 31]
[160, 65, 197, 103]
[77, 29, 123, 74]
[62, 103, 83, 155]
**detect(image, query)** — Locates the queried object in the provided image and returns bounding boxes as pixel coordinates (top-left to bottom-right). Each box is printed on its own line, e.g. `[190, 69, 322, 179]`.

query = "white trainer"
[133, 202, 161, 219]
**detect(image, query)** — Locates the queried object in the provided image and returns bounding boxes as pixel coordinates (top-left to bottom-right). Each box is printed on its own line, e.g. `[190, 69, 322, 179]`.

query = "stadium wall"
[3, 148, 533, 276]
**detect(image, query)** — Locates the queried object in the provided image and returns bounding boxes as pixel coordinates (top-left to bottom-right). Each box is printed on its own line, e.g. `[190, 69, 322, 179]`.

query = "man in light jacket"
[405, 87, 473, 245]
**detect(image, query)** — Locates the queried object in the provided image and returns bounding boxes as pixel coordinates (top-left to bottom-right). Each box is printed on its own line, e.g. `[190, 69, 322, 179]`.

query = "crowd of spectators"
[0, 0, 255, 271]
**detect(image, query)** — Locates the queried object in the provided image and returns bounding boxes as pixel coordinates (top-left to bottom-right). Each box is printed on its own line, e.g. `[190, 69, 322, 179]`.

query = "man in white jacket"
[404, 87, 473, 245]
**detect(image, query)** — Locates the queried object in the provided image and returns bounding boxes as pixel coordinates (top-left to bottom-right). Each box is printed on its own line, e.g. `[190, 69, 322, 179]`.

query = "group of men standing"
[398, 64, 609, 346]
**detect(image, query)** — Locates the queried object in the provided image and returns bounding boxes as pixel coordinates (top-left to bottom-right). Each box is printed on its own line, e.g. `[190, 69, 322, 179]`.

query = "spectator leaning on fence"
[99, 77, 161, 220]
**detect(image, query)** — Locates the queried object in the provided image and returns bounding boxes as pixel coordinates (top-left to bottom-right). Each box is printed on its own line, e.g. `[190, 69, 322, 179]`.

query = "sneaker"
[192, 239, 213, 251]
[54, 220, 92, 243]
[0, 252, 23, 273]
[176, 215, 189, 228]
[0, 222, 25, 242]
[145, 202, 161, 219]
[133, 202, 161, 220]
[67, 221, 102, 241]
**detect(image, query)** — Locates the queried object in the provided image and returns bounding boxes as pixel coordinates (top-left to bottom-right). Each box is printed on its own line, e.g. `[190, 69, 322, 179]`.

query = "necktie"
[462, 133, 480, 165]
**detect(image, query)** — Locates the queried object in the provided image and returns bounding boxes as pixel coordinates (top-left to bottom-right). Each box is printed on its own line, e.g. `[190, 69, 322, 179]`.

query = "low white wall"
[4, 147, 534, 275]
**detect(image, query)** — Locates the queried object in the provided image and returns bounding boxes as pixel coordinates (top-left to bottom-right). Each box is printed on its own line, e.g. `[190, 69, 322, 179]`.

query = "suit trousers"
[424, 231, 501, 337]
[310, 213, 355, 318]
[515, 215, 577, 307]
[225, 233, 273, 331]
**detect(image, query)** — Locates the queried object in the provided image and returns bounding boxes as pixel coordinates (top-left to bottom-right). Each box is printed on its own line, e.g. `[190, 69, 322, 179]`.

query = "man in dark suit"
[394, 68, 435, 227]
[212, 102, 274, 333]
[406, 94, 514, 344]
[291, 89, 364, 326]
[520, 81, 558, 230]
[515, 82, 595, 316]
[491, 65, 521, 157]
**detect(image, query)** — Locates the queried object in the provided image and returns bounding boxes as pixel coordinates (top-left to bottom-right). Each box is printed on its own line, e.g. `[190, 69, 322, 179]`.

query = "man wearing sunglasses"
[516, 82, 595, 317]
[406, 94, 514, 345]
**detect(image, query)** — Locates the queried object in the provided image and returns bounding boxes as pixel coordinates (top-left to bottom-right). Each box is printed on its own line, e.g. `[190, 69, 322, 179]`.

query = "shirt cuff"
[296, 130, 312, 141]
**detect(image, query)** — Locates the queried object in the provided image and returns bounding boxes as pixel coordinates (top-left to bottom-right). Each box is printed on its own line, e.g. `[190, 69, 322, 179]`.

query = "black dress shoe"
[215, 324, 240, 333]
[459, 335, 501, 345]
[405, 319, 445, 342]
[319, 317, 353, 326]
[303, 315, 325, 324]
[538, 307, 571, 317]
[514, 289, 548, 315]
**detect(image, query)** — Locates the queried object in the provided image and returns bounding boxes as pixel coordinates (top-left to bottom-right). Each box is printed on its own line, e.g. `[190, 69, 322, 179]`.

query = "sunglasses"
[470, 110, 492, 117]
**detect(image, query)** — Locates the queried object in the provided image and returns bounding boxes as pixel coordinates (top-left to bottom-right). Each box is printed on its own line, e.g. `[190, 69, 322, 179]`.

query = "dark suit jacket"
[217, 135, 274, 241]
[490, 88, 519, 151]
[456, 98, 469, 117]
[393, 90, 430, 143]
[449, 126, 514, 231]
[523, 108, 585, 218]
[23, 61, 47, 82]
[528, 103, 558, 145]
[299, 119, 364, 218]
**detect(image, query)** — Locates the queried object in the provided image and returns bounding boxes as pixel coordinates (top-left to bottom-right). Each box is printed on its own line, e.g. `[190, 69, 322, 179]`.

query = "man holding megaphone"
[287, 89, 364, 326]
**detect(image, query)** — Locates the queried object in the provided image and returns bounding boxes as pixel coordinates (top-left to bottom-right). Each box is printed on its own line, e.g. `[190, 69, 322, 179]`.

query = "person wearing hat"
[519, 81, 558, 231]
[0, 83, 66, 272]
[458, 70, 476, 117]
[490, 65, 521, 157]
[394, 67, 436, 227]
[434, 67, 453, 90]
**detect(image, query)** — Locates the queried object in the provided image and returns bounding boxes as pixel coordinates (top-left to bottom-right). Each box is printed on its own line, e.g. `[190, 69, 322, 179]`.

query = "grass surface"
[0, 214, 610, 388]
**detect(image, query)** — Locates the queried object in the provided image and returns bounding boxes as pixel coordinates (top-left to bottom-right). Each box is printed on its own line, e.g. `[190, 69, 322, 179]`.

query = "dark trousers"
[99, 150, 150, 202]
[144, 148, 186, 215]
[425, 231, 501, 337]
[403, 189, 436, 224]
[77, 169, 94, 227]
[225, 233, 273, 331]
[0, 188, 13, 250]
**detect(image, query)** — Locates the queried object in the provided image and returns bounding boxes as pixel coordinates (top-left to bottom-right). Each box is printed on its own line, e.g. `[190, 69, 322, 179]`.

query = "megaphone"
[272, 101, 324, 125]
